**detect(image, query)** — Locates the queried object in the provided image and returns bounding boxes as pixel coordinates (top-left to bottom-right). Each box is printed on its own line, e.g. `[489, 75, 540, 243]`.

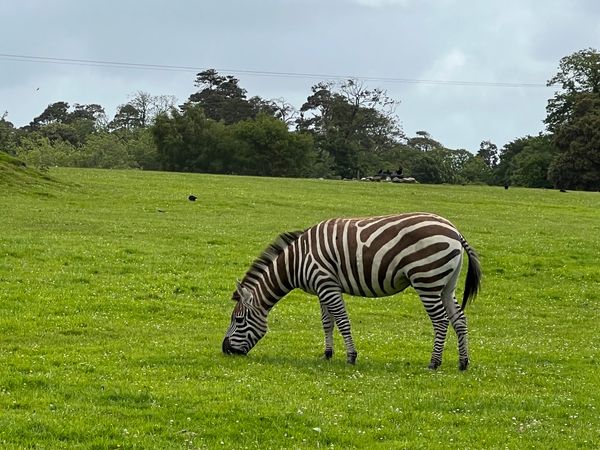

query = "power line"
[0, 52, 555, 88]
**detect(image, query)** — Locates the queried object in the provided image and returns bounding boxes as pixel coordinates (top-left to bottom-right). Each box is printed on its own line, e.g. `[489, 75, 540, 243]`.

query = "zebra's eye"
[235, 316, 244, 324]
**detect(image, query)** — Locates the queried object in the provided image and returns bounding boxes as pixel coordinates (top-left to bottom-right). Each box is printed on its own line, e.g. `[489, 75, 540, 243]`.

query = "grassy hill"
[0, 167, 598, 448]
[0, 152, 56, 188]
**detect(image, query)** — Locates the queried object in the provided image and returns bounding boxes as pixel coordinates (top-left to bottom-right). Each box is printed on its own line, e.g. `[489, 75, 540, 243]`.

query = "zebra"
[222, 212, 481, 370]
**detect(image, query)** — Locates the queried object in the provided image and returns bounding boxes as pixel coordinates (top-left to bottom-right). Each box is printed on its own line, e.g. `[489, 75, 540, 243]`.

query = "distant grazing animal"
[392, 176, 417, 184]
[188, 194, 197, 201]
[223, 213, 482, 370]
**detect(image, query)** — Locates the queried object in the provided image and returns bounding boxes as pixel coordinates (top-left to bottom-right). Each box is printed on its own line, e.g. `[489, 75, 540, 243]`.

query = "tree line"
[1, 48, 598, 190]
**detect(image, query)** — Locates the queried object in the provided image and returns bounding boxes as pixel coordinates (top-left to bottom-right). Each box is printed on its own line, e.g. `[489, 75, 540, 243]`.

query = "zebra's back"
[304, 213, 464, 297]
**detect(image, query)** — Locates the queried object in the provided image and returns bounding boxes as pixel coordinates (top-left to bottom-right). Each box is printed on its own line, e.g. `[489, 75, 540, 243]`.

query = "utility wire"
[0, 52, 555, 88]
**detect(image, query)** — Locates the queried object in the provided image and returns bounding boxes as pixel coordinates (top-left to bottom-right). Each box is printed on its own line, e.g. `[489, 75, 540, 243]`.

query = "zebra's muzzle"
[222, 337, 247, 355]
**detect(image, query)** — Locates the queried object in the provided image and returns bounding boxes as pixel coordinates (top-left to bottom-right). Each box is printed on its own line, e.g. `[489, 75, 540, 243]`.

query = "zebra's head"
[222, 282, 268, 356]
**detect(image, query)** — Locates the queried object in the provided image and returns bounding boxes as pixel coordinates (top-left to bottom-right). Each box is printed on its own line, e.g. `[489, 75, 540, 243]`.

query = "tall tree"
[268, 97, 298, 126]
[496, 135, 558, 187]
[26, 102, 106, 146]
[153, 104, 237, 172]
[297, 79, 403, 178]
[128, 91, 177, 127]
[109, 104, 144, 131]
[0, 112, 16, 154]
[29, 101, 70, 129]
[545, 48, 600, 190]
[185, 69, 258, 124]
[545, 48, 600, 132]
[232, 113, 315, 177]
[495, 136, 530, 185]
[109, 92, 176, 131]
[477, 140, 499, 169]
[67, 103, 106, 125]
[407, 131, 442, 152]
[460, 156, 494, 184]
[509, 135, 557, 188]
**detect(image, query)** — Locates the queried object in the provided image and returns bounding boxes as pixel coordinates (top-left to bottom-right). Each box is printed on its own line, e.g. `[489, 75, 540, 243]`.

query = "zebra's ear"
[235, 281, 252, 305]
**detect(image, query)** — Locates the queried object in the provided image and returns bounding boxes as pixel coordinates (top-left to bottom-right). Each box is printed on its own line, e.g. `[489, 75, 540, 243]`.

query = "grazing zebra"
[222, 213, 481, 370]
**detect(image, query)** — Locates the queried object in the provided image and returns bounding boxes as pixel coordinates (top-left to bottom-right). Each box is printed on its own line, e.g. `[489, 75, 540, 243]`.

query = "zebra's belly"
[339, 272, 411, 298]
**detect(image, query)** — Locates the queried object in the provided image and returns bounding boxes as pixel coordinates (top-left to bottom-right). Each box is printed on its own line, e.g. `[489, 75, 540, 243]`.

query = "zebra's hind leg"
[445, 296, 469, 370]
[320, 300, 334, 359]
[319, 289, 357, 364]
[419, 294, 450, 370]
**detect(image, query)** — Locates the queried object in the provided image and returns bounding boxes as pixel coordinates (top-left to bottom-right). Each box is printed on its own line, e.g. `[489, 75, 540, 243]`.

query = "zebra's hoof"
[428, 361, 441, 370]
[459, 358, 469, 371]
[347, 352, 357, 365]
[324, 349, 333, 360]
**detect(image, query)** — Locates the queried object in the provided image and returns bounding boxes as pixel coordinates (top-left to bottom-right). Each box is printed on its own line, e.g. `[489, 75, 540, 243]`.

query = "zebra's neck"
[245, 238, 303, 311]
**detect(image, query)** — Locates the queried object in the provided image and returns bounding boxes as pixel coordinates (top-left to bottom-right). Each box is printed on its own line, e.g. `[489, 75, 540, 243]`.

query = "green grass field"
[1, 167, 599, 449]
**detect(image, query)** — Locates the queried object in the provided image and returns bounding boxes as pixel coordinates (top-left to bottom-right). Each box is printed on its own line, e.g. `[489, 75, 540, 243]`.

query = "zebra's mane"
[239, 229, 304, 289]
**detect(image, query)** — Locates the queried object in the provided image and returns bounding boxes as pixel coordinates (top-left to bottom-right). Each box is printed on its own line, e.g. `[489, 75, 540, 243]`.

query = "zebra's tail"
[460, 236, 482, 310]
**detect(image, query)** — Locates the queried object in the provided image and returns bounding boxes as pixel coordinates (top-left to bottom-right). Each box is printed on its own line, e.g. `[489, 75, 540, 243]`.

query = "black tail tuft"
[460, 238, 482, 310]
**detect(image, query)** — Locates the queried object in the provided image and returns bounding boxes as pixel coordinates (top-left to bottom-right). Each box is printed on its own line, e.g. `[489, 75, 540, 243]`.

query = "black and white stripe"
[223, 213, 481, 370]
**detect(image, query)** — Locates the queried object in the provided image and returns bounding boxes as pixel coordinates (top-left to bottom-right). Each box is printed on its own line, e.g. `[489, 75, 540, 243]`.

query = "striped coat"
[223, 213, 481, 370]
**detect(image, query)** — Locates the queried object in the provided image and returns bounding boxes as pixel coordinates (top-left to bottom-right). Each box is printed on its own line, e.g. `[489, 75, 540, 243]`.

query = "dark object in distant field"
[504, 184, 509, 190]
[559, 189, 567, 193]
[188, 195, 197, 201]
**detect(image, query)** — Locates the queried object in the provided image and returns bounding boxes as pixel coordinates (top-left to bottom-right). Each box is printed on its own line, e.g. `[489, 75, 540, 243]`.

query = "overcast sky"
[2, 0, 599, 152]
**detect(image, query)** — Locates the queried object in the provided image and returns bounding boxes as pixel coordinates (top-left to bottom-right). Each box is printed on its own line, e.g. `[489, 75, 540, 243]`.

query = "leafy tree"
[381, 132, 472, 184]
[40, 120, 97, 147]
[109, 92, 176, 131]
[268, 97, 298, 126]
[109, 104, 144, 131]
[128, 91, 153, 127]
[406, 152, 445, 184]
[398, 147, 470, 184]
[545, 48, 600, 190]
[545, 48, 600, 132]
[477, 140, 499, 169]
[297, 79, 402, 178]
[131, 91, 177, 127]
[25, 102, 106, 146]
[29, 102, 70, 129]
[495, 136, 530, 185]
[153, 103, 316, 176]
[510, 135, 557, 188]
[232, 114, 315, 177]
[122, 128, 160, 170]
[549, 93, 600, 190]
[0, 113, 16, 154]
[78, 133, 136, 169]
[185, 69, 258, 124]
[460, 156, 494, 184]
[407, 131, 442, 152]
[67, 103, 106, 125]
[446, 148, 473, 178]
[495, 135, 557, 188]
[37, 123, 82, 146]
[153, 104, 232, 172]
[14, 135, 77, 169]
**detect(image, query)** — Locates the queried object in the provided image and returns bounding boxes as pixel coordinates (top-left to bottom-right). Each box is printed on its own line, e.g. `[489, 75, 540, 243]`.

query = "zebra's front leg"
[320, 301, 334, 359]
[419, 295, 449, 370]
[319, 289, 357, 364]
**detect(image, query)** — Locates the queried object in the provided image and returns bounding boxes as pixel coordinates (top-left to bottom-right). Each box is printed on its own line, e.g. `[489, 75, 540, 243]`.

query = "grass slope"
[0, 152, 56, 189]
[1, 168, 599, 448]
